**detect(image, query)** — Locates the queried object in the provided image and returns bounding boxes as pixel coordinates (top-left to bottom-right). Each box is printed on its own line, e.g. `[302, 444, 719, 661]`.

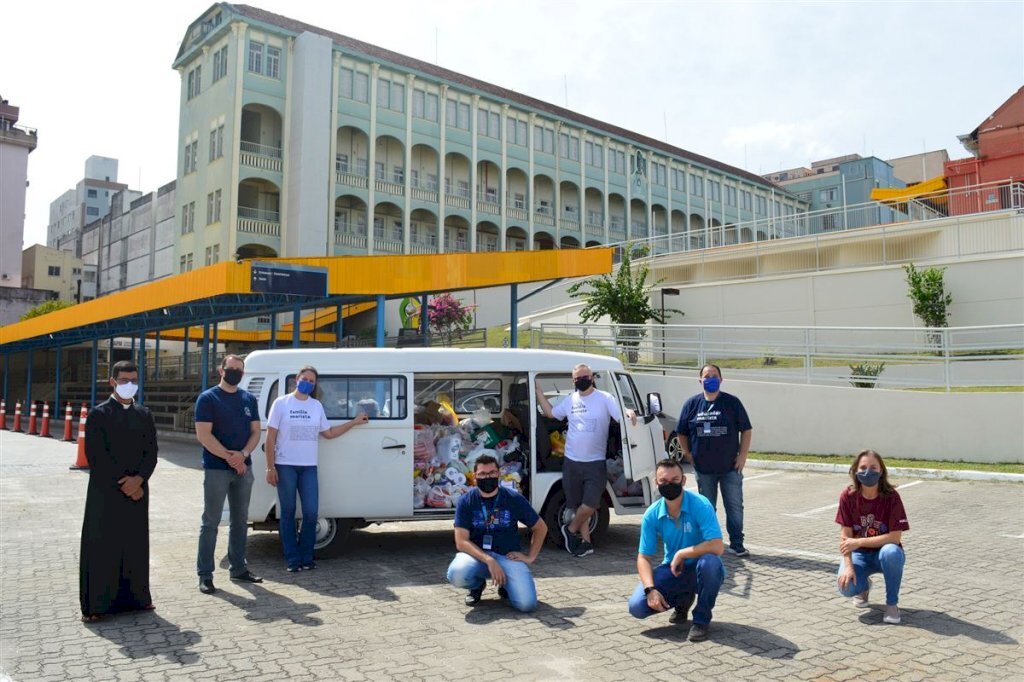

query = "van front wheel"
[542, 488, 610, 548]
[313, 517, 355, 558]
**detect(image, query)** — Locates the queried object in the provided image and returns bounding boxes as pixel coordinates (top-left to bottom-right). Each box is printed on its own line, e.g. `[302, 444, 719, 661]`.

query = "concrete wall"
[633, 373, 1024, 464]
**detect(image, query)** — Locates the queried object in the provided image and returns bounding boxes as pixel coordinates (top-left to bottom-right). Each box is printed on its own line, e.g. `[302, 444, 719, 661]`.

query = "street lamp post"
[660, 287, 680, 369]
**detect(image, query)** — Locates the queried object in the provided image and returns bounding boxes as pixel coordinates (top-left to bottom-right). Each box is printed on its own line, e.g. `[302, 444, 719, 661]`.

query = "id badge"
[702, 421, 712, 435]
[482, 534, 493, 551]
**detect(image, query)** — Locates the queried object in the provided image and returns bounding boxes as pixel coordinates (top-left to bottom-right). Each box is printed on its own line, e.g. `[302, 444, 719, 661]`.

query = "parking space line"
[744, 472, 783, 482]
[745, 544, 839, 562]
[999, 533, 1024, 539]
[784, 480, 925, 518]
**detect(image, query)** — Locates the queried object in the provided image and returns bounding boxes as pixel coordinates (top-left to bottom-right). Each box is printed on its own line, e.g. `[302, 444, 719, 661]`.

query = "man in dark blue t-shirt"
[194, 354, 262, 594]
[446, 455, 547, 612]
[676, 364, 753, 556]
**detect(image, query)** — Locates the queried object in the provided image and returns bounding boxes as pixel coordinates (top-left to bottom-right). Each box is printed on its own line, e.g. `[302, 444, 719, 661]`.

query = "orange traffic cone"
[27, 401, 37, 435]
[62, 403, 74, 442]
[12, 401, 22, 432]
[70, 404, 90, 470]
[0, 399, 6, 430]
[39, 402, 52, 438]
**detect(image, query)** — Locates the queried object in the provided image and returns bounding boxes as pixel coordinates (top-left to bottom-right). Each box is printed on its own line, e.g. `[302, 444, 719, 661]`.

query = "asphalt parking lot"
[1, 430, 1022, 681]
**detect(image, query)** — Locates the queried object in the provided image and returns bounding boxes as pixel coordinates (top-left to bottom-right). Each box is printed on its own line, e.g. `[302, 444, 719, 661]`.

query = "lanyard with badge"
[481, 494, 499, 551]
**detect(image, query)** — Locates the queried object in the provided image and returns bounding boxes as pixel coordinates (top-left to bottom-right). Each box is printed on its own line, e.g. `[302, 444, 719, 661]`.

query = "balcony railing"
[412, 187, 439, 202]
[240, 141, 283, 172]
[337, 171, 368, 189]
[373, 237, 404, 253]
[507, 207, 528, 221]
[409, 241, 437, 254]
[446, 194, 470, 210]
[237, 210, 280, 236]
[375, 179, 403, 196]
[334, 231, 367, 249]
[560, 217, 580, 233]
[478, 197, 500, 215]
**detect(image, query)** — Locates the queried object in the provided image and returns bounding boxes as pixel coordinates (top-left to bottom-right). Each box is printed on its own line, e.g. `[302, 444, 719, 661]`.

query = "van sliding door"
[611, 372, 659, 481]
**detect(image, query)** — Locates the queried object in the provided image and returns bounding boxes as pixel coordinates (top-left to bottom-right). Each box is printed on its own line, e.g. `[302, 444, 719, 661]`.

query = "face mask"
[296, 379, 315, 396]
[856, 469, 882, 487]
[476, 476, 500, 494]
[222, 368, 243, 386]
[114, 382, 138, 400]
[702, 376, 721, 393]
[658, 482, 683, 501]
[574, 377, 593, 392]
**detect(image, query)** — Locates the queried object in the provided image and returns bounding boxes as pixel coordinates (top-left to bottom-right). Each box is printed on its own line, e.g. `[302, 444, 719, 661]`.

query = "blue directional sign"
[251, 262, 328, 297]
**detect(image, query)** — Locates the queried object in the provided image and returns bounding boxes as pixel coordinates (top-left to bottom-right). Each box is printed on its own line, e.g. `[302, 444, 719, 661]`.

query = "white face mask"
[114, 382, 139, 400]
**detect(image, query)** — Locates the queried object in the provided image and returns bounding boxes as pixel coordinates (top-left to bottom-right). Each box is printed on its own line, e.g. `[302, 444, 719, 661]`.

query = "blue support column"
[183, 327, 190, 379]
[130, 336, 136, 356]
[200, 324, 210, 392]
[336, 304, 343, 346]
[154, 332, 161, 379]
[108, 337, 115, 373]
[55, 347, 62, 418]
[510, 284, 519, 349]
[420, 294, 429, 346]
[292, 306, 301, 348]
[26, 350, 33, 416]
[375, 295, 386, 348]
[91, 340, 98, 407]
[270, 313, 277, 349]
[138, 331, 146, 405]
[212, 323, 219, 366]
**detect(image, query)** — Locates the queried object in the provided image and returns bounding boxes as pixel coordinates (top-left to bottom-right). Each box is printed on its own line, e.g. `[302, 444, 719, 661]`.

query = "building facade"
[764, 154, 905, 232]
[172, 4, 806, 273]
[0, 97, 37, 288]
[47, 155, 128, 256]
[80, 181, 177, 297]
[21, 244, 85, 302]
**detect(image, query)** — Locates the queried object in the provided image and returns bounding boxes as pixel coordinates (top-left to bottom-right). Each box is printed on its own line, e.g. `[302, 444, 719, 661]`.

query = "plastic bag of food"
[425, 485, 452, 508]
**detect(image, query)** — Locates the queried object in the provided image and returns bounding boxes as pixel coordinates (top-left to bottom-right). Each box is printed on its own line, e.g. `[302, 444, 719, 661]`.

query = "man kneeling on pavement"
[446, 454, 548, 612]
[628, 458, 725, 642]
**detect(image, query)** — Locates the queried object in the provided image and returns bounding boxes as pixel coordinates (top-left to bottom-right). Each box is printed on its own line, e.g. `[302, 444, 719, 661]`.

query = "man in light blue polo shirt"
[628, 458, 726, 642]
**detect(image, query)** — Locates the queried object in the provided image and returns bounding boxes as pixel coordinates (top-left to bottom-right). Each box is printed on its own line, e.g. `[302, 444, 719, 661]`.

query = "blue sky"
[5, 0, 1022, 248]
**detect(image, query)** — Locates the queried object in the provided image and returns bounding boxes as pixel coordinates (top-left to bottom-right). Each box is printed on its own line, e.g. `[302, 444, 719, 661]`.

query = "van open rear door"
[610, 372, 660, 482]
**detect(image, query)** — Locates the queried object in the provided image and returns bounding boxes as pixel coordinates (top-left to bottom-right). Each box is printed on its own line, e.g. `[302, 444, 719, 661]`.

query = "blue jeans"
[276, 464, 319, 568]
[197, 467, 254, 579]
[628, 555, 725, 625]
[696, 469, 744, 550]
[446, 551, 538, 612]
[837, 544, 905, 605]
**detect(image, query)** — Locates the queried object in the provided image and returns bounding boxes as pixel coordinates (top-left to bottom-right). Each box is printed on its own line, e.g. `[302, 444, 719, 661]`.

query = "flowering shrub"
[428, 293, 475, 346]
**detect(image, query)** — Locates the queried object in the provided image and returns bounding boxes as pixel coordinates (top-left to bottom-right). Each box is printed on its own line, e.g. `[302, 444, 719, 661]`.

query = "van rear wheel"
[542, 488, 610, 548]
[312, 517, 355, 558]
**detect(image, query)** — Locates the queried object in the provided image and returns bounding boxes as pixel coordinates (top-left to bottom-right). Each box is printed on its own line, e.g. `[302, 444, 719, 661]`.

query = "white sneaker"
[852, 578, 871, 608]
[883, 605, 901, 624]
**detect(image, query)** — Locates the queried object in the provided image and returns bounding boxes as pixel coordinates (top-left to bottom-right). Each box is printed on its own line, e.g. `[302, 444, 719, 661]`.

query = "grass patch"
[750, 451, 1024, 474]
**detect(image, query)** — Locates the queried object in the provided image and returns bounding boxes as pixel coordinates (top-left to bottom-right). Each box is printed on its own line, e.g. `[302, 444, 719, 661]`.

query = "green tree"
[19, 299, 74, 321]
[904, 263, 953, 344]
[566, 243, 682, 362]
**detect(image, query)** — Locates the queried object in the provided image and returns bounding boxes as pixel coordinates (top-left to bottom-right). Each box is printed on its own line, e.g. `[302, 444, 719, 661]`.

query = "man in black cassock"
[80, 360, 158, 622]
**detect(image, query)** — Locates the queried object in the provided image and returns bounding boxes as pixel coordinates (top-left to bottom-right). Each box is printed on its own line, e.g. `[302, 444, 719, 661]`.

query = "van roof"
[242, 348, 626, 374]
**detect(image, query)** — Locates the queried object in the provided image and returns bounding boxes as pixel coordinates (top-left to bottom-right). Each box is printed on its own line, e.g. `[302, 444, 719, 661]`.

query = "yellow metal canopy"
[1, 249, 613, 351]
[870, 176, 947, 204]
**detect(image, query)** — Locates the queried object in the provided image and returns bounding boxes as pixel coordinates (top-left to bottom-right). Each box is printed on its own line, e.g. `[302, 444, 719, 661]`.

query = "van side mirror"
[647, 392, 662, 415]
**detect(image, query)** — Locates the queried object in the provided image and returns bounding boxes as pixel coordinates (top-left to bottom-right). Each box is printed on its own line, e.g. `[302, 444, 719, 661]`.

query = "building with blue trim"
[172, 3, 806, 271]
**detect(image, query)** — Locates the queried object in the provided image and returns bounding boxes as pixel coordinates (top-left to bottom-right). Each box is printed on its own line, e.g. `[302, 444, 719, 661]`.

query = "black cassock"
[79, 396, 158, 617]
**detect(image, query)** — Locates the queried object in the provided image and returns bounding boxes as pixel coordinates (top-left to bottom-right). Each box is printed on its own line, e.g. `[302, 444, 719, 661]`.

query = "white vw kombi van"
[240, 348, 665, 555]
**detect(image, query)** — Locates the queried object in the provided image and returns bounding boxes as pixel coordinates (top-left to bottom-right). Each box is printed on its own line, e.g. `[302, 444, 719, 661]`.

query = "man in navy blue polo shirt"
[446, 454, 548, 612]
[628, 458, 725, 642]
[194, 354, 262, 594]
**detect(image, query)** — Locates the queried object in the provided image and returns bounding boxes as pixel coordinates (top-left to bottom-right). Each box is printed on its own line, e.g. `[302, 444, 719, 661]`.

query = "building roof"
[178, 3, 778, 193]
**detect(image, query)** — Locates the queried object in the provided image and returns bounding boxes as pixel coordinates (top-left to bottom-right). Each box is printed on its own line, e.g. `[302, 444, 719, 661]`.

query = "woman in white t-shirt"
[265, 365, 368, 571]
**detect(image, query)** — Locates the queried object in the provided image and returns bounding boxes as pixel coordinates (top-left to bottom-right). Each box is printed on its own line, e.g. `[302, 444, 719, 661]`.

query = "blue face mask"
[856, 469, 882, 487]
[702, 376, 721, 393]
[296, 379, 315, 396]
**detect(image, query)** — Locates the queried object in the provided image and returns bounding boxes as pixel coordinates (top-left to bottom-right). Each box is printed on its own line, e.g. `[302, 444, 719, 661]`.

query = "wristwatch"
[643, 586, 655, 595]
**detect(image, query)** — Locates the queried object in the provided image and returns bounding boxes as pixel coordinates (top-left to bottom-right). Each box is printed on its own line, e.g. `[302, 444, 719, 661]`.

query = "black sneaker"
[560, 523, 581, 554]
[465, 587, 484, 606]
[286, 565, 302, 573]
[669, 593, 695, 624]
[198, 578, 216, 595]
[230, 571, 264, 583]
[498, 587, 509, 601]
[301, 562, 316, 571]
[687, 623, 709, 642]
[572, 539, 594, 557]
[727, 545, 750, 557]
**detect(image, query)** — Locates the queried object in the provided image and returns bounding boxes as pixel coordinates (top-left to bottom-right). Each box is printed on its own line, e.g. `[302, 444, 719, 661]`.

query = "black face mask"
[222, 368, 243, 386]
[477, 477, 500, 494]
[574, 377, 593, 392]
[658, 482, 683, 501]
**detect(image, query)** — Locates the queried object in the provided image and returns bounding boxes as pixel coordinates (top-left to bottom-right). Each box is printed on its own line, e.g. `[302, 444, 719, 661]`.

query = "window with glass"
[265, 46, 280, 79]
[415, 378, 501, 415]
[248, 41, 263, 74]
[286, 375, 407, 420]
[690, 174, 704, 197]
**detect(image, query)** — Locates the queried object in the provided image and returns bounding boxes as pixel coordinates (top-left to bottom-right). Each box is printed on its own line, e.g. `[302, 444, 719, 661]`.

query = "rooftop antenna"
[563, 74, 568, 108]
[435, 28, 438, 65]
[663, 111, 668, 142]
